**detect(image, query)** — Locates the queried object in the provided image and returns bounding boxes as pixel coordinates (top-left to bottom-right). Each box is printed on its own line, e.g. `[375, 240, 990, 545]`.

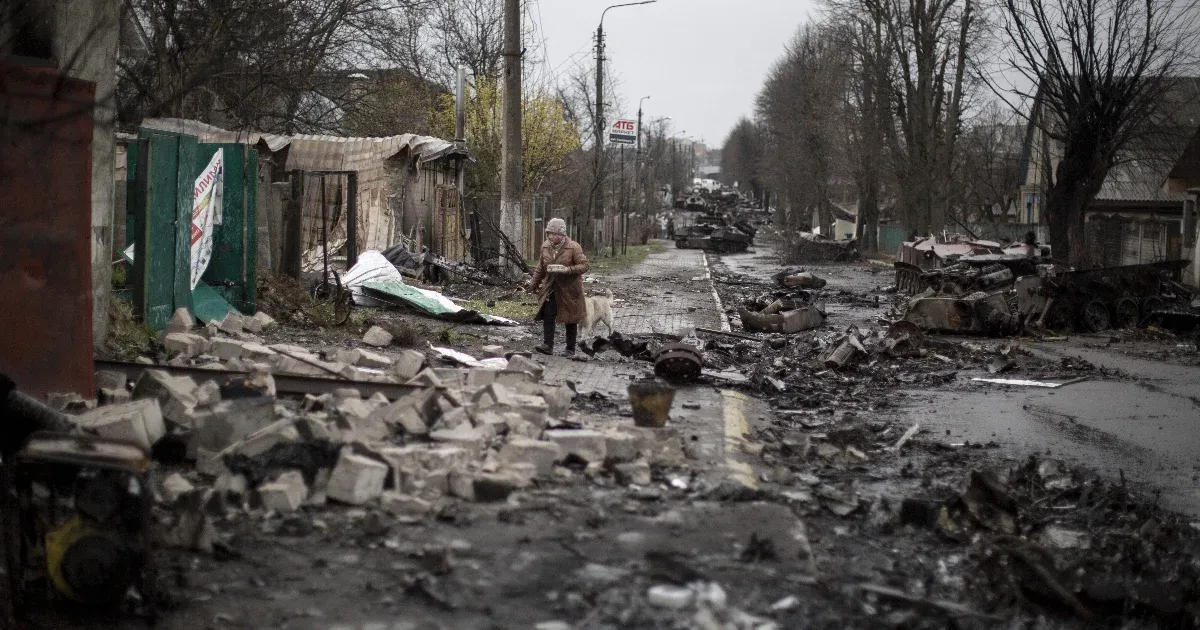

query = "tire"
[1141, 296, 1166, 320]
[1079, 298, 1112, 333]
[1113, 297, 1140, 329]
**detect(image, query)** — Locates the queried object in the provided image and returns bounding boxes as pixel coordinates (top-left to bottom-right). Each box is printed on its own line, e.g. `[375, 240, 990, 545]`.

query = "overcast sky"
[534, 0, 820, 147]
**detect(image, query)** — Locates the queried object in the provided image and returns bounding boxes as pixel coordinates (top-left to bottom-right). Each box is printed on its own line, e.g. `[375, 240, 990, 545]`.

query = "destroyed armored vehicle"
[674, 225, 752, 254]
[1014, 260, 1192, 332]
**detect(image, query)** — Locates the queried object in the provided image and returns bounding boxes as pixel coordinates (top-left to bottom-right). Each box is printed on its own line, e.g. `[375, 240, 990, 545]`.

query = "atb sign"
[608, 119, 637, 145]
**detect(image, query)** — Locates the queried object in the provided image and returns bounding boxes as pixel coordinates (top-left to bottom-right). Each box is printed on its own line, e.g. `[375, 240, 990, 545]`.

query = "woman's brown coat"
[529, 237, 589, 324]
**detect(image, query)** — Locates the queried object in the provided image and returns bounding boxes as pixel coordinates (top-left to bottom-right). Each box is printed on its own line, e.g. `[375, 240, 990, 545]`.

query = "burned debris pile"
[906, 456, 1200, 625]
[892, 235, 1199, 337]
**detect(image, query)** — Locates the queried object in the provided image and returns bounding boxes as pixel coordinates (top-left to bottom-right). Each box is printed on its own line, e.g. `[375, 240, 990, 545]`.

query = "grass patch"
[465, 298, 539, 322]
[590, 241, 667, 273]
[104, 298, 156, 360]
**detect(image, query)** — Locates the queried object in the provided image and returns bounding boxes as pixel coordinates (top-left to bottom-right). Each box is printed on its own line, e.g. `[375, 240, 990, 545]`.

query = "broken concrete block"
[380, 492, 432, 518]
[429, 426, 486, 457]
[411, 468, 450, 498]
[214, 472, 249, 499]
[481, 345, 505, 358]
[240, 342, 276, 361]
[258, 471, 309, 513]
[432, 368, 467, 389]
[326, 450, 389, 505]
[252, 311, 276, 330]
[542, 386, 573, 420]
[99, 387, 132, 405]
[368, 392, 389, 406]
[94, 370, 128, 392]
[71, 399, 165, 451]
[132, 370, 198, 408]
[218, 312, 245, 335]
[614, 460, 652, 486]
[164, 333, 203, 357]
[496, 370, 538, 386]
[211, 338, 245, 361]
[390, 349, 426, 381]
[165, 308, 195, 335]
[466, 369, 498, 390]
[362, 326, 393, 348]
[161, 473, 194, 504]
[296, 415, 334, 441]
[505, 355, 545, 381]
[225, 419, 299, 459]
[356, 349, 393, 370]
[472, 409, 523, 437]
[334, 348, 361, 365]
[195, 448, 229, 477]
[195, 380, 221, 408]
[192, 398, 276, 454]
[406, 369, 443, 388]
[504, 463, 537, 487]
[335, 397, 374, 422]
[544, 429, 607, 464]
[499, 438, 562, 477]
[472, 471, 523, 502]
[604, 431, 640, 464]
[448, 471, 475, 500]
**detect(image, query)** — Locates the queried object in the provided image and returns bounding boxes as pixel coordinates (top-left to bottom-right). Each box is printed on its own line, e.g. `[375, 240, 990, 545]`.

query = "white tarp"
[342, 250, 407, 307]
[190, 149, 224, 290]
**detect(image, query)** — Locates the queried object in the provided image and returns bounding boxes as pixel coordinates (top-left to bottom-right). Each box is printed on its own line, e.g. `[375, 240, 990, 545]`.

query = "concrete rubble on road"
[66, 309, 692, 554]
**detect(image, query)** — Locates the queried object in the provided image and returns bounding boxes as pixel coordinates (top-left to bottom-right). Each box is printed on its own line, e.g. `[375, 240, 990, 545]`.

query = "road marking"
[722, 390, 759, 489]
[703, 253, 732, 332]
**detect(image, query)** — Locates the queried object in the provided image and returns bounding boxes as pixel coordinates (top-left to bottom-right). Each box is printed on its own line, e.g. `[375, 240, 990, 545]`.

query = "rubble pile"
[906, 456, 1200, 625]
[75, 309, 691, 552]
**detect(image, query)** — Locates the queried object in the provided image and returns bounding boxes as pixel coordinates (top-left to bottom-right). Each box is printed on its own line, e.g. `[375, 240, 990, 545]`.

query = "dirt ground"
[22, 230, 1200, 629]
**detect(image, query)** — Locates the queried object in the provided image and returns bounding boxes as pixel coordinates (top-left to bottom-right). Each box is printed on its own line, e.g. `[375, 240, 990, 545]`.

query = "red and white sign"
[609, 118, 637, 145]
[190, 149, 223, 290]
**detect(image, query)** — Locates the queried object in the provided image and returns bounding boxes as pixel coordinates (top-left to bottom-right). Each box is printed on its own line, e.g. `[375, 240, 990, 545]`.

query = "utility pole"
[455, 65, 466, 200]
[633, 96, 648, 256]
[591, 1, 657, 252]
[500, 0, 523, 272]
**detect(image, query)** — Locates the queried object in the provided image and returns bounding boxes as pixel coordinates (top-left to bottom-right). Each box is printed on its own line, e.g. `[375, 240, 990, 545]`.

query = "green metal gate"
[127, 129, 196, 330]
[125, 130, 259, 330]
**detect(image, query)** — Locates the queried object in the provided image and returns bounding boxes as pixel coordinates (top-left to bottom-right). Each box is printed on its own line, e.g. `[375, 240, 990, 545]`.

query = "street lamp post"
[592, 0, 656, 253]
[628, 95, 649, 255]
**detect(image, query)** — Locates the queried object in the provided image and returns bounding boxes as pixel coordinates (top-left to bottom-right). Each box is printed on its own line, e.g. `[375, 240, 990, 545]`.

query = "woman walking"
[527, 218, 589, 357]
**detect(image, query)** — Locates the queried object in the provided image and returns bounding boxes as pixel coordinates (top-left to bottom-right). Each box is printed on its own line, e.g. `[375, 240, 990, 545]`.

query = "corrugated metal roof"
[1095, 159, 1188, 203]
[139, 118, 470, 168]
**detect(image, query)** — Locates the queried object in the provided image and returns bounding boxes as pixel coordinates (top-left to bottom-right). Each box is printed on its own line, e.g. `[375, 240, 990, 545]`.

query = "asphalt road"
[910, 341, 1200, 517]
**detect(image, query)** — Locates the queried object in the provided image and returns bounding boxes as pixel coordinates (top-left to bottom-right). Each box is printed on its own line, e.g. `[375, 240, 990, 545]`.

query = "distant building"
[1017, 78, 1200, 279]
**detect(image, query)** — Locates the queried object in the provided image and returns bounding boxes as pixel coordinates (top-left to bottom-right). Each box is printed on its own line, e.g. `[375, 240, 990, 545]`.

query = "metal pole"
[592, 22, 605, 253]
[455, 65, 467, 201]
[500, 0, 523, 272]
[320, 176, 328, 290]
[346, 172, 358, 268]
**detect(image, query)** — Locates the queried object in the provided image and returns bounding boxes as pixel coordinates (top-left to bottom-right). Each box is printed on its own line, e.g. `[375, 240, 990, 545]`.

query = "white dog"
[581, 289, 615, 338]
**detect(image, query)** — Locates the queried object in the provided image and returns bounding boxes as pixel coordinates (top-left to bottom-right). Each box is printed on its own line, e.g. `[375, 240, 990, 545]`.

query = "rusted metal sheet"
[0, 62, 96, 401]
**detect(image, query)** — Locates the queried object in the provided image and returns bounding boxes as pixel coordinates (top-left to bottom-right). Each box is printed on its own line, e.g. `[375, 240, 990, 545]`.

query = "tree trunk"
[1044, 147, 1109, 267]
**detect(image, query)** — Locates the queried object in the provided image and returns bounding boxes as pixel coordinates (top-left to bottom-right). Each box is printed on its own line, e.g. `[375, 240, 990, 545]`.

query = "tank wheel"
[1113, 297, 1140, 329]
[1079, 299, 1112, 333]
[1141, 296, 1166, 319]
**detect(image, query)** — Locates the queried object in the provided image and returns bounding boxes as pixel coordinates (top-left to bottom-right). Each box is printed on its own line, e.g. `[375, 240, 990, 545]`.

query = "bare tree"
[116, 0, 433, 133]
[720, 117, 766, 204]
[953, 102, 1023, 227]
[757, 24, 851, 246]
[1000, 0, 1200, 265]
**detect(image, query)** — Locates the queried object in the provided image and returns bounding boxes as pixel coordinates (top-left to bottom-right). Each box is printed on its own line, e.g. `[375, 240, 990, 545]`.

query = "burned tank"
[674, 224, 752, 254]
